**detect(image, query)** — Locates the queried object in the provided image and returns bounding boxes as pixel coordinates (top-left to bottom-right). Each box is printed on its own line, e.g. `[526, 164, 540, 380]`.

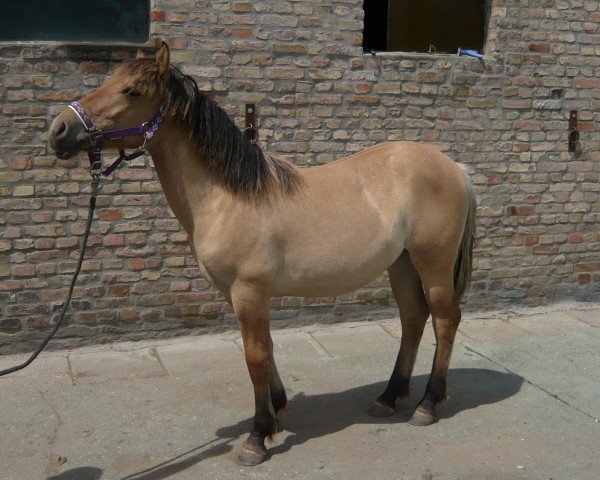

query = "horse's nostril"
[48, 118, 75, 156]
[55, 121, 68, 139]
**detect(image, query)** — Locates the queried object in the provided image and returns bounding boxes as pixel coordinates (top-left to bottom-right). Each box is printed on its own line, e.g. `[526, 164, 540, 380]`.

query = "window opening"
[363, 0, 486, 54]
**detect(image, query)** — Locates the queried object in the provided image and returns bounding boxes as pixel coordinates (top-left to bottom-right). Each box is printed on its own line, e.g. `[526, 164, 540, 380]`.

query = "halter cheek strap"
[68, 101, 164, 177]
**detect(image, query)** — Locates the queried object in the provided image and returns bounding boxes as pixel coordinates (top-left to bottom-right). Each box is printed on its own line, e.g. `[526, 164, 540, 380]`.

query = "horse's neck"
[147, 124, 224, 236]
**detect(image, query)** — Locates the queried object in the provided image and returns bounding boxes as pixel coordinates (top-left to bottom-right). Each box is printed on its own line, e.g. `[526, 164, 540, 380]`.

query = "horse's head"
[49, 42, 171, 160]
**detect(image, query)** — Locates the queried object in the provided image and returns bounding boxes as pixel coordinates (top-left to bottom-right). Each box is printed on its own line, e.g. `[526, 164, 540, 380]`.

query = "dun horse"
[49, 43, 476, 466]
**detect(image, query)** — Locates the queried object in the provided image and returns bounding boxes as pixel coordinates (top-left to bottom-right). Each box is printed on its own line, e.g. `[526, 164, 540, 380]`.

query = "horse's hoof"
[236, 443, 267, 466]
[367, 400, 395, 418]
[408, 407, 436, 426]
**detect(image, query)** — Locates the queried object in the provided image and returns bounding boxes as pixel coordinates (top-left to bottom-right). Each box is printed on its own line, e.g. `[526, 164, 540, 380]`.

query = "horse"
[48, 43, 476, 466]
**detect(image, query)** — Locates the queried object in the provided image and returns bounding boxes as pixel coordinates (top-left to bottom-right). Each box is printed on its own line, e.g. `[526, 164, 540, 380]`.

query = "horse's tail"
[453, 172, 476, 302]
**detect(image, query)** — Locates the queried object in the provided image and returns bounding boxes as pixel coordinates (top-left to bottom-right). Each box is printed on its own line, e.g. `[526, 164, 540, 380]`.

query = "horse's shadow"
[225, 367, 523, 458]
[47, 466, 103, 480]
[122, 367, 522, 479]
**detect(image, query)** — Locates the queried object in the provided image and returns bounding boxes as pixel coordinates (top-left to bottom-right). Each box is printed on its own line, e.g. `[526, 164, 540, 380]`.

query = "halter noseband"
[68, 101, 164, 177]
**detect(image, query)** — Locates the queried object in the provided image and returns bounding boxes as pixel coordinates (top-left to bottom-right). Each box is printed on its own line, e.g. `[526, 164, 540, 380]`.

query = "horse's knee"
[245, 346, 270, 365]
[244, 339, 271, 368]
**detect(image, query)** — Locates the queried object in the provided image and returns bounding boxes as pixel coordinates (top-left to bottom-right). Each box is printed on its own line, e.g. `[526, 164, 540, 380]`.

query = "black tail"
[453, 175, 476, 301]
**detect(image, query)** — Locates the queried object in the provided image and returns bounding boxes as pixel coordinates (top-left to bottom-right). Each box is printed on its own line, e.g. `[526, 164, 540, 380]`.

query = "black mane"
[123, 59, 301, 199]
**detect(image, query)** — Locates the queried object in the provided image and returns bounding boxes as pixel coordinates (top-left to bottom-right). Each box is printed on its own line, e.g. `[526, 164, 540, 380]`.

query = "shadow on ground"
[115, 368, 522, 479]
[47, 466, 103, 480]
[266, 367, 524, 459]
[118, 439, 234, 480]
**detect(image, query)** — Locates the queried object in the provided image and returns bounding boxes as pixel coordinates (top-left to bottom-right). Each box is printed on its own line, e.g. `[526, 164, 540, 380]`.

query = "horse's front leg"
[231, 282, 277, 466]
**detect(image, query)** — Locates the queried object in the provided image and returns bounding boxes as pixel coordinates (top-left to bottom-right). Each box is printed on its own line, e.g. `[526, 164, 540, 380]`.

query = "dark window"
[0, 0, 150, 43]
[363, 0, 486, 54]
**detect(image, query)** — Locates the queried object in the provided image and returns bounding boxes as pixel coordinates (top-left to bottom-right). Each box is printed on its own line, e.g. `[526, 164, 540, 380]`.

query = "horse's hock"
[1, 1, 599, 351]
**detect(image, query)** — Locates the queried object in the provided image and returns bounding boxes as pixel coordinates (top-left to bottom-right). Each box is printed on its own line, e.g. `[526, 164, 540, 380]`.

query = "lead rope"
[0, 168, 101, 376]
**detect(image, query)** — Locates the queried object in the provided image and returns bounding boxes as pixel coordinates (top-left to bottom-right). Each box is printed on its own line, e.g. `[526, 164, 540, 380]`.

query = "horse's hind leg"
[408, 249, 462, 426]
[369, 251, 430, 417]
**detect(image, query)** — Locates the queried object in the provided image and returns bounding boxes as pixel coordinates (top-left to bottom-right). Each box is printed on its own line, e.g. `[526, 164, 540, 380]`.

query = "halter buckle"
[89, 129, 103, 147]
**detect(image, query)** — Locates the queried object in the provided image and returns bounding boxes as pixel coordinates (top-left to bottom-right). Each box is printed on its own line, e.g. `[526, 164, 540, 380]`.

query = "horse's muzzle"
[48, 112, 89, 159]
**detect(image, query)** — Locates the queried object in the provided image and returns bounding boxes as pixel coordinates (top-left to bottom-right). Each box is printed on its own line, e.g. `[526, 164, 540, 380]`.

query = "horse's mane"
[121, 59, 301, 199]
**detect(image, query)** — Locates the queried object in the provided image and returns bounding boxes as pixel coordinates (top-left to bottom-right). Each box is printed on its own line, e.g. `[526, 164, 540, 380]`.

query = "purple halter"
[68, 101, 164, 176]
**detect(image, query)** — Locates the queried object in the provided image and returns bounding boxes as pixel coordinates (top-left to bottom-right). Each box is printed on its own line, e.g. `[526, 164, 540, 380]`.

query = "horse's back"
[299, 141, 469, 237]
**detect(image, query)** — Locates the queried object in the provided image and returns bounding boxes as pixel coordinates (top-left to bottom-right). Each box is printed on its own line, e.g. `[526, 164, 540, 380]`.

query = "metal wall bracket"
[568, 109, 579, 153]
[244, 103, 258, 144]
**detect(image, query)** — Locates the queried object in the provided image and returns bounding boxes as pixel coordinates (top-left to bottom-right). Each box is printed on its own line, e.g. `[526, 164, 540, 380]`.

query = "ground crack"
[39, 389, 65, 477]
[461, 342, 600, 424]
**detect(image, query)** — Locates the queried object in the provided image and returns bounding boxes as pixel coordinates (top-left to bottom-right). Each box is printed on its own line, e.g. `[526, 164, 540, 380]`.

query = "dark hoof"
[367, 400, 395, 418]
[236, 443, 267, 466]
[408, 406, 436, 426]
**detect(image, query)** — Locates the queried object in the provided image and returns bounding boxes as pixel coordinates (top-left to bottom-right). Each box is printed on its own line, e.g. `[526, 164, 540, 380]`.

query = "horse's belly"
[271, 236, 405, 297]
[271, 188, 408, 297]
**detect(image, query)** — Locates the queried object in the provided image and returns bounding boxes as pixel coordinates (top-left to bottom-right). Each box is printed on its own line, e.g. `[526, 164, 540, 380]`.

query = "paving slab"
[69, 348, 167, 385]
[459, 318, 527, 341]
[310, 323, 399, 359]
[564, 307, 600, 327]
[508, 310, 591, 334]
[270, 330, 331, 367]
[462, 327, 600, 421]
[0, 303, 599, 480]
[156, 338, 243, 376]
[0, 353, 70, 379]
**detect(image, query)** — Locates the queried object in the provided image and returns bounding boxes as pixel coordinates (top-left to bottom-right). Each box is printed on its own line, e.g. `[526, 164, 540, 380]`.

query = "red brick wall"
[1, 0, 599, 351]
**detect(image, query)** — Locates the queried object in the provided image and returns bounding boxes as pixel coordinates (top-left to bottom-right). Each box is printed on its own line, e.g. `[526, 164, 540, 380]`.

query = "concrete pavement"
[1, 302, 599, 480]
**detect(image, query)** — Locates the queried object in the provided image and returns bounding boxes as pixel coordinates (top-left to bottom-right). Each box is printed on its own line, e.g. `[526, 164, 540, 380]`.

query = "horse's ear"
[136, 49, 147, 60]
[156, 41, 170, 78]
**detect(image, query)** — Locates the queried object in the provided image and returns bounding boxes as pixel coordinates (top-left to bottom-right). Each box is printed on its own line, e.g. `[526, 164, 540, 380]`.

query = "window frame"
[0, 0, 152, 46]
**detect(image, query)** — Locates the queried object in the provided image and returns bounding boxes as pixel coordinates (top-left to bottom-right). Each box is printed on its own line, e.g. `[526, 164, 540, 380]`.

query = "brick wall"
[1, 0, 599, 352]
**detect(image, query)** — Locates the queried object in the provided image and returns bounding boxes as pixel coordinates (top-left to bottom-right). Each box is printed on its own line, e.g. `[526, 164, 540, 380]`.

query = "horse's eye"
[122, 88, 141, 98]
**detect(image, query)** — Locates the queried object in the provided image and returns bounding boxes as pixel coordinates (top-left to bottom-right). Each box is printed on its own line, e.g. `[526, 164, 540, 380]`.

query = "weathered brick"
[232, 29, 253, 38]
[13, 264, 35, 277]
[374, 83, 401, 95]
[109, 285, 130, 297]
[528, 43, 551, 53]
[273, 44, 308, 54]
[514, 121, 542, 131]
[103, 234, 125, 247]
[80, 62, 108, 74]
[233, 2, 251, 13]
[417, 72, 445, 83]
[308, 69, 342, 80]
[150, 10, 166, 22]
[576, 78, 599, 89]
[167, 11, 188, 22]
[266, 67, 304, 79]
